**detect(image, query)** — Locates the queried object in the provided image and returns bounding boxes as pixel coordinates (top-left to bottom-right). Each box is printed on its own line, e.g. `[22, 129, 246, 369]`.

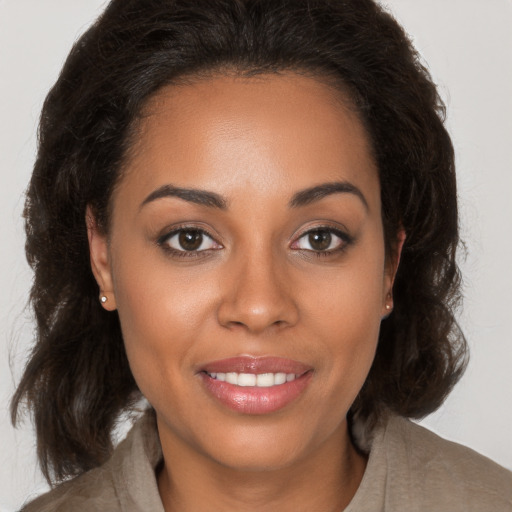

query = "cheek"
[114, 241, 216, 332]
[111, 247, 219, 399]
[311, 243, 385, 329]
[304, 244, 385, 390]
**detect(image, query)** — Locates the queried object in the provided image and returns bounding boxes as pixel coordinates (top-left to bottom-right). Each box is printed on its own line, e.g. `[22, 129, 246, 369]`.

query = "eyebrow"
[140, 180, 368, 211]
[289, 181, 368, 210]
[140, 184, 228, 210]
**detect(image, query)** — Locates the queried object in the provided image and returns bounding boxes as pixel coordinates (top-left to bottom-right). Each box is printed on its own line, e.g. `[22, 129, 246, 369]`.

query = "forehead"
[116, 72, 379, 212]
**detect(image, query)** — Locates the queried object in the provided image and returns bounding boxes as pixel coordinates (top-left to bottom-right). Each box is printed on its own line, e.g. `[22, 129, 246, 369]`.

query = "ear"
[388, 227, 406, 286]
[86, 205, 117, 311]
[382, 228, 406, 315]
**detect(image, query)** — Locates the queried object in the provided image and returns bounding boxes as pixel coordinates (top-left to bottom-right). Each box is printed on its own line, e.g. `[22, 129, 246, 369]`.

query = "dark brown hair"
[12, 0, 467, 485]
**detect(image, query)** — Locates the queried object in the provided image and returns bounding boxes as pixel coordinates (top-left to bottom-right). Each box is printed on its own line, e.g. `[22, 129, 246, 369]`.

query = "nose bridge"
[217, 242, 298, 333]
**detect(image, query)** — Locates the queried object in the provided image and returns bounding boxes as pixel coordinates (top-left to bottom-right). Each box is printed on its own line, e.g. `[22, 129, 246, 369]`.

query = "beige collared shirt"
[22, 410, 512, 511]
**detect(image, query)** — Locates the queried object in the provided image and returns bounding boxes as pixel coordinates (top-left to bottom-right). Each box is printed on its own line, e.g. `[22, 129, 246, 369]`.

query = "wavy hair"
[12, 0, 467, 485]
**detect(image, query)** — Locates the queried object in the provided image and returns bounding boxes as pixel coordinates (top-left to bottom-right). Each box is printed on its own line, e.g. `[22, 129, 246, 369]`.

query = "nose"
[216, 249, 299, 334]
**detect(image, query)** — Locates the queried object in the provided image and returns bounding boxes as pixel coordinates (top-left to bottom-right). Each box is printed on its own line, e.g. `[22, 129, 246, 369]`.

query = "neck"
[156, 419, 367, 512]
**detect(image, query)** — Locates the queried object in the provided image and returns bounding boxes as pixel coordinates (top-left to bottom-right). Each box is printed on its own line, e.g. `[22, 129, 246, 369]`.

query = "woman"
[11, 0, 512, 510]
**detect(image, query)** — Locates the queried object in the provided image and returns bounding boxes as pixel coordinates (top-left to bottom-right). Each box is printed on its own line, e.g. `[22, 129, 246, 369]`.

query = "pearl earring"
[100, 295, 108, 304]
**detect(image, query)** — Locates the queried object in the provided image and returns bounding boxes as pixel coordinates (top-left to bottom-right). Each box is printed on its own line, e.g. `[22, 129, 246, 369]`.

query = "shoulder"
[19, 410, 163, 512]
[19, 465, 118, 512]
[384, 415, 512, 510]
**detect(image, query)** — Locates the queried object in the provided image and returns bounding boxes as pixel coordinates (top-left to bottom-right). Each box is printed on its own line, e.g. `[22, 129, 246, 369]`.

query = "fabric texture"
[21, 409, 512, 511]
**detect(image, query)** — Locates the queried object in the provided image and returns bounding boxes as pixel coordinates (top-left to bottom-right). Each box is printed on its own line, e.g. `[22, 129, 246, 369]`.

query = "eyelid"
[156, 224, 223, 254]
[290, 224, 354, 253]
[155, 222, 353, 258]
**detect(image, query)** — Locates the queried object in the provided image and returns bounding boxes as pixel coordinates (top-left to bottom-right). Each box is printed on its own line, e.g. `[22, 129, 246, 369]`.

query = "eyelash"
[156, 225, 353, 259]
[291, 226, 354, 258]
[157, 226, 221, 259]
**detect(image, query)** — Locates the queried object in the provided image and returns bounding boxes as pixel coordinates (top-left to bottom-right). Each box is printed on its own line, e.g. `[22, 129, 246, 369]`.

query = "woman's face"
[89, 72, 396, 471]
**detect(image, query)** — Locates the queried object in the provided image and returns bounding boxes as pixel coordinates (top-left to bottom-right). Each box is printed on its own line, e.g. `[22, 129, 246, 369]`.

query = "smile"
[199, 357, 313, 414]
[207, 372, 298, 387]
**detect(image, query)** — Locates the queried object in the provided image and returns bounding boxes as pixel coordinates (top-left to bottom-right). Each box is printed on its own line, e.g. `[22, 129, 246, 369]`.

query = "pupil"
[179, 231, 203, 251]
[309, 230, 331, 251]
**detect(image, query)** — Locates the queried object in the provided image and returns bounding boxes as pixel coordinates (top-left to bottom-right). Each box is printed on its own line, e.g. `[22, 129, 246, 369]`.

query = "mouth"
[198, 356, 313, 414]
[206, 371, 299, 387]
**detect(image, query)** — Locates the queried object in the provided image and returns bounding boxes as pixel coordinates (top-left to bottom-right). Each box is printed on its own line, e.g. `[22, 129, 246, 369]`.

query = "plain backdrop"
[1, 1, 511, 510]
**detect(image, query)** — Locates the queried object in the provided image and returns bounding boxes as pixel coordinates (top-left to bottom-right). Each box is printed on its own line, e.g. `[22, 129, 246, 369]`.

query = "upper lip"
[199, 356, 312, 375]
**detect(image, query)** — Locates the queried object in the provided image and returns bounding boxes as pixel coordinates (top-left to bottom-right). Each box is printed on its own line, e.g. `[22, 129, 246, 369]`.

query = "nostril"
[223, 320, 248, 330]
[216, 277, 300, 332]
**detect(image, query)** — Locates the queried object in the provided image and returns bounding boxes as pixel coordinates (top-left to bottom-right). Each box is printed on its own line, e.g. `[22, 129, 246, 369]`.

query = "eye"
[292, 228, 350, 253]
[159, 228, 221, 253]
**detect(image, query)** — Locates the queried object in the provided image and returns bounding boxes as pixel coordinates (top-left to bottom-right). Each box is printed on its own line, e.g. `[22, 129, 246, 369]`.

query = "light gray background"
[1, 1, 511, 510]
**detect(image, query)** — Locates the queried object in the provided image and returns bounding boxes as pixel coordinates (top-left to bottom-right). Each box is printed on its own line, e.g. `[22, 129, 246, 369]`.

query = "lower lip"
[200, 372, 312, 415]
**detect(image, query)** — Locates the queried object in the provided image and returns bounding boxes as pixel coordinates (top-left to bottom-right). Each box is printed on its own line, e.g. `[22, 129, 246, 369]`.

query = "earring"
[100, 295, 108, 304]
[385, 292, 393, 313]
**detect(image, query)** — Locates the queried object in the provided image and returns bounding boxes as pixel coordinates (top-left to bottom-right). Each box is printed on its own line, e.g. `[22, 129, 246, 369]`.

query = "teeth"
[274, 373, 287, 385]
[256, 373, 274, 387]
[208, 371, 297, 387]
[225, 372, 237, 384]
[238, 373, 256, 386]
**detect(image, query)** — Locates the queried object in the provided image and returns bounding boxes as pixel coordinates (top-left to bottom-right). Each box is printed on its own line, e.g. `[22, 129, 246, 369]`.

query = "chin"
[206, 438, 306, 473]
[193, 414, 342, 473]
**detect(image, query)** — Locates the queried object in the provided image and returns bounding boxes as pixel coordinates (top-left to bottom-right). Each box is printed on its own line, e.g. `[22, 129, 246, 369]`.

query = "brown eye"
[160, 228, 220, 253]
[178, 230, 203, 251]
[308, 230, 332, 251]
[292, 227, 350, 253]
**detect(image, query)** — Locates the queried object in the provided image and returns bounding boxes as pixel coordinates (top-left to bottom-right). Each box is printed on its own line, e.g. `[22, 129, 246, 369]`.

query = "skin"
[88, 72, 401, 511]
